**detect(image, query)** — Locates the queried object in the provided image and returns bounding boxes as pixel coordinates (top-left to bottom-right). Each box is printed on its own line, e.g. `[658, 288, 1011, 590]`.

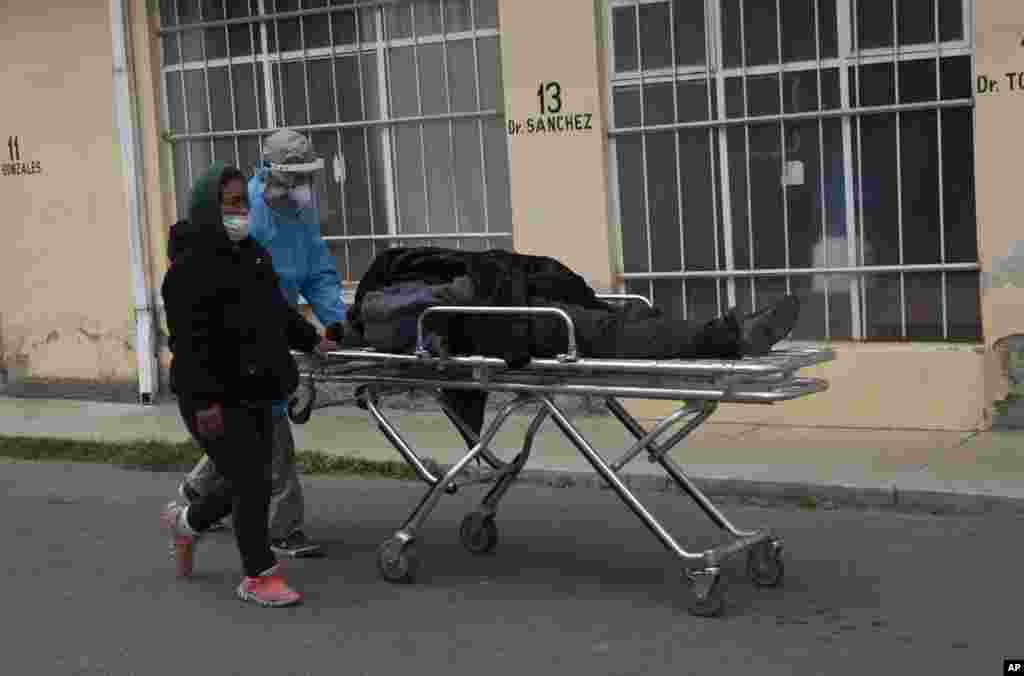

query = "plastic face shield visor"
[266, 158, 325, 210]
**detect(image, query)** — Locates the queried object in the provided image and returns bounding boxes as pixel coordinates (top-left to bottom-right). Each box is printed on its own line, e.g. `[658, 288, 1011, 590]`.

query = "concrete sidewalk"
[1, 394, 1023, 515]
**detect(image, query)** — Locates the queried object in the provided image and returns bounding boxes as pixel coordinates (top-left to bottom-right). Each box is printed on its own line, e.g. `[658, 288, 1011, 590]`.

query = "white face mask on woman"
[223, 214, 250, 242]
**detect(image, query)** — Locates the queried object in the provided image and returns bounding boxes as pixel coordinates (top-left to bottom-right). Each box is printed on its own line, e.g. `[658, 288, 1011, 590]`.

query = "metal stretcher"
[289, 295, 834, 617]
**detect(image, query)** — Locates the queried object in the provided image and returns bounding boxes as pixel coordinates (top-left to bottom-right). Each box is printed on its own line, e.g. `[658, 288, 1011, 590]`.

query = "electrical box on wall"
[782, 160, 804, 186]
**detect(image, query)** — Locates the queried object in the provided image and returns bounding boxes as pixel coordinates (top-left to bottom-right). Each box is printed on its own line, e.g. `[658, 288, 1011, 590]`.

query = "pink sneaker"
[161, 501, 199, 578]
[236, 564, 303, 607]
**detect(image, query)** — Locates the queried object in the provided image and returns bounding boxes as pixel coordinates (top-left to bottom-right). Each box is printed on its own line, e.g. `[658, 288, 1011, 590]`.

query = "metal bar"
[364, 396, 441, 485]
[840, 0, 863, 339]
[935, 0, 948, 339]
[711, 0, 734, 312]
[163, 109, 501, 140]
[321, 231, 511, 241]
[775, 0, 792, 297]
[619, 262, 979, 280]
[273, 5, 287, 128]
[410, 4, 433, 238]
[175, 2, 195, 195]
[636, 4, 654, 280]
[543, 396, 705, 562]
[605, 44, 972, 84]
[440, 1, 462, 241]
[814, 0, 830, 339]
[308, 373, 829, 404]
[380, 8, 400, 243]
[893, 0, 906, 339]
[604, 397, 756, 538]
[415, 305, 579, 361]
[353, 7, 373, 278]
[609, 405, 697, 472]
[607, 98, 973, 135]
[200, 1, 216, 168]
[158, 1, 398, 34]
[479, 406, 549, 513]
[435, 393, 506, 471]
[221, 0, 241, 170]
[323, 0, 347, 278]
[472, 1, 490, 241]
[667, 0, 688, 311]
[594, 293, 653, 308]
[256, 0, 277, 129]
[740, 0, 755, 311]
[399, 395, 536, 535]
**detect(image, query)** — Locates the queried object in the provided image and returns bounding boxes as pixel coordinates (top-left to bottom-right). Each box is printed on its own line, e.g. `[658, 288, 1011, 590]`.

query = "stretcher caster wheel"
[747, 540, 785, 588]
[459, 512, 498, 555]
[685, 568, 725, 618]
[377, 537, 418, 584]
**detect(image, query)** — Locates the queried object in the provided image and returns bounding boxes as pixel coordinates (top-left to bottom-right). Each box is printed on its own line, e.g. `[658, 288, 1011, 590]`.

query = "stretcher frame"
[290, 295, 834, 616]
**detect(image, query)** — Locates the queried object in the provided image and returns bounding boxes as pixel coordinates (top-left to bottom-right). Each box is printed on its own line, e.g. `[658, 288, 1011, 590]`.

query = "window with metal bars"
[158, 0, 513, 288]
[608, 0, 980, 343]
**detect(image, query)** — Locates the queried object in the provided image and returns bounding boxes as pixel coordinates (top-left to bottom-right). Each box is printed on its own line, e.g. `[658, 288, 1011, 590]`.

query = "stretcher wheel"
[377, 538, 418, 584]
[685, 569, 726, 618]
[458, 512, 498, 555]
[747, 541, 785, 588]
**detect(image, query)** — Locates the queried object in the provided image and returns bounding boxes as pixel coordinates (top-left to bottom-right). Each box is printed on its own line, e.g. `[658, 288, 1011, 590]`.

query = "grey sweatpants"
[184, 413, 304, 541]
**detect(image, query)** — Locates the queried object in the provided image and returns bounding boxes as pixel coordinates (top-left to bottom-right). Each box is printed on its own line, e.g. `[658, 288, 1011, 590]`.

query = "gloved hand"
[195, 403, 225, 439]
[324, 321, 347, 343]
[316, 336, 340, 354]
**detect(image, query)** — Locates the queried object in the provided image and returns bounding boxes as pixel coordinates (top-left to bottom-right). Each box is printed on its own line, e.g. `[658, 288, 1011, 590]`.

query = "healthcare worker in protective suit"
[177, 129, 348, 558]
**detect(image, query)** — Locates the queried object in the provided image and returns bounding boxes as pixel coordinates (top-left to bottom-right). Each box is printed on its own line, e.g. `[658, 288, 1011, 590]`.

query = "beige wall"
[0, 0, 138, 384]
[497, 0, 617, 292]
[974, 0, 1024, 409]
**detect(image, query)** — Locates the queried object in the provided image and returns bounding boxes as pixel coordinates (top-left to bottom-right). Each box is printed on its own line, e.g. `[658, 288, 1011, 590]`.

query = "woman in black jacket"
[160, 162, 336, 607]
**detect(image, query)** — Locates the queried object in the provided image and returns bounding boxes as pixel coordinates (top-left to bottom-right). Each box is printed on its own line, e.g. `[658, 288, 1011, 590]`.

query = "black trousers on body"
[177, 398, 277, 578]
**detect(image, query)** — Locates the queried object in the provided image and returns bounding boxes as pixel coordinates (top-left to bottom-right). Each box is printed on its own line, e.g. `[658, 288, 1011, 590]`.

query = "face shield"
[264, 157, 325, 215]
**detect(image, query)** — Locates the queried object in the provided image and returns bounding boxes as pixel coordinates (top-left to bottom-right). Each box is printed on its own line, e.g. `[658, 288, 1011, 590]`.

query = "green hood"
[167, 162, 239, 262]
[188, 161, 234, 227]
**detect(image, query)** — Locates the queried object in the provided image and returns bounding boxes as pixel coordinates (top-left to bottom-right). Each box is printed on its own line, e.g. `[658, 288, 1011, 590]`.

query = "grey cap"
[263, 129, 318, 166]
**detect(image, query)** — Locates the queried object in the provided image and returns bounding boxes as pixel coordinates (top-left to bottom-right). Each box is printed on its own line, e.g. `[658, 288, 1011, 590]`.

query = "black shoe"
[735, 295, 801, 356]
[270, 530, 324, 558]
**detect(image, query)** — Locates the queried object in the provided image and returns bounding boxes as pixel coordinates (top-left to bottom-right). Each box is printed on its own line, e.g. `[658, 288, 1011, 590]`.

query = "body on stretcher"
[289, 296, 834, 617]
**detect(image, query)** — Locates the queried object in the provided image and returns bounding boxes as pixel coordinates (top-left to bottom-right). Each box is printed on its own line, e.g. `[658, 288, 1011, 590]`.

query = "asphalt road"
[1, 458, 1020, 676]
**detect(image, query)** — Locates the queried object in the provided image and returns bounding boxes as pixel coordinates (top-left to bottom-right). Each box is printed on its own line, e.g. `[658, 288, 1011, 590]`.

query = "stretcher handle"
[595, 293, 653, 308]
[415, 305, 579, 362]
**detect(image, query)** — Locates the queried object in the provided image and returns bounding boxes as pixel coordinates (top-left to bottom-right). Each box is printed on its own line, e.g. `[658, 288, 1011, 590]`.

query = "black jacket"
[161, 163, 320, 407]
[349, 247, 615, 367]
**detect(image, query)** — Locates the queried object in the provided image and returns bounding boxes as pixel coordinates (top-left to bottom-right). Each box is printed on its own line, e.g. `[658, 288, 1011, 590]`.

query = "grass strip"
[0, 435, 418, 481]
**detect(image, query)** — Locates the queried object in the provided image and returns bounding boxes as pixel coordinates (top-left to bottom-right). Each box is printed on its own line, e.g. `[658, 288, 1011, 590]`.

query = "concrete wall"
[0, 0, 138, 385]
[974, 0, 1024, 411]
[497, 0, 617, 292]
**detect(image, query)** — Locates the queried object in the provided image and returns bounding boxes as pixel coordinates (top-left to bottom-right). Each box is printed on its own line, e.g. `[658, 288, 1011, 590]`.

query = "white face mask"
[223, 214, 250, 242]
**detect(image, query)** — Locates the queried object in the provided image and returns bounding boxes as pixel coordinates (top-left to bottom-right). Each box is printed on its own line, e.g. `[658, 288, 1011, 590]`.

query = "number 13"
[537, 81, 562, 114]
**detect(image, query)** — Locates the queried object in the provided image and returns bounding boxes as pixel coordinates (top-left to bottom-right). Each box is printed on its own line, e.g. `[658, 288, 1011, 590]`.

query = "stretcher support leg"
[604, 397, 762, 540]
[458, 405, 549, 555]
[376, 394, 537, 582]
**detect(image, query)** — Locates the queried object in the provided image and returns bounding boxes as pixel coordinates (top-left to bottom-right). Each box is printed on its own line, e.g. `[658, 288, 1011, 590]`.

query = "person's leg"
[530, 296, 800, 360]
[183, 454, 225, 499]
[267, 415, 323, 557]
[168, 400, 301, 606]
[179, 454, 231, 531]
[162, 398, 240, 577]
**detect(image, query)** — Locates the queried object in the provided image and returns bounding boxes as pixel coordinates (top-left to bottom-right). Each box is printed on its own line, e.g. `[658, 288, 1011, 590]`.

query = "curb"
[430, 463, 1024, 517]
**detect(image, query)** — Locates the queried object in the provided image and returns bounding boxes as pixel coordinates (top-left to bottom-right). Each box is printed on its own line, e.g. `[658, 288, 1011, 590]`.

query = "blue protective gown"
[247, 168, 347, 417]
